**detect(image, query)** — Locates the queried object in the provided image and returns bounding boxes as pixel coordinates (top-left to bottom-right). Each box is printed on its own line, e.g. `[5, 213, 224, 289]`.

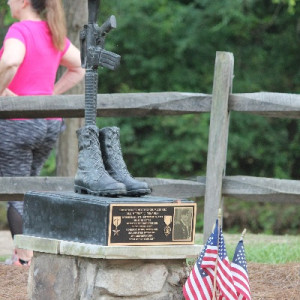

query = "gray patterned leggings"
[0, 119, 62, 236]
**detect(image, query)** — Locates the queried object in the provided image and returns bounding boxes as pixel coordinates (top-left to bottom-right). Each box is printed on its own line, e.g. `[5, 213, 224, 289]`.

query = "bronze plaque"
[108, 203, 197, 246]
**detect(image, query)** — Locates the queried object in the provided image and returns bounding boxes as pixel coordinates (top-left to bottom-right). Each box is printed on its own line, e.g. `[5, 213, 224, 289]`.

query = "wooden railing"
[1, 51, 300, 241]
[1, 91, 300, 119]
[2, 176, 300, 204]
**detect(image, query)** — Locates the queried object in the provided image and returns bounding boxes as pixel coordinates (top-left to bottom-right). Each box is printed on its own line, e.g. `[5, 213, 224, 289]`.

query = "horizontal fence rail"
[0, 92, 211, 118]
[1, 92, 300, 119]
[230, 92, 300, 118]
[1, 176, 300, 204]
[200, 176, 300, 204]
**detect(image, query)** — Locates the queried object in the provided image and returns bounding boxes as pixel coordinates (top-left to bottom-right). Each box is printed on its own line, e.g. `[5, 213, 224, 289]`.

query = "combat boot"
[74, 125, 126, 196]
[99, 126, 151, 197]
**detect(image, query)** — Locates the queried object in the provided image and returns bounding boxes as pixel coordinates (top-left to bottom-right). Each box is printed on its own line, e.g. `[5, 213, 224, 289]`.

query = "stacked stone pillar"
[15, 235, 201, 299]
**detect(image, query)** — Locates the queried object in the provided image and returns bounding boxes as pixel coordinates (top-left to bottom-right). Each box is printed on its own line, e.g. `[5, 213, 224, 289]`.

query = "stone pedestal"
[15, 235, 202, 300]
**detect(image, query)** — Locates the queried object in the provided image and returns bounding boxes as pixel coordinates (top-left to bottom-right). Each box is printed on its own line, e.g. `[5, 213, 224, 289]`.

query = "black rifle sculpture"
[74, 0, 151, 197]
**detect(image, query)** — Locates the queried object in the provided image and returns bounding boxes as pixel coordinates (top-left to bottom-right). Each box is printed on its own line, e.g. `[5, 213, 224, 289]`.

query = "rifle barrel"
[88, 0, 100, 24]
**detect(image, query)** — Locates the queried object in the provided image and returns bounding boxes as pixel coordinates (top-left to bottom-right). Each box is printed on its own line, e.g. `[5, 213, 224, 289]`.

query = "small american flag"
[201, 221, 238, 300]
[200, 220, 219, 270]
[182, 225, 218, 299]
[231, 239, 251, 300]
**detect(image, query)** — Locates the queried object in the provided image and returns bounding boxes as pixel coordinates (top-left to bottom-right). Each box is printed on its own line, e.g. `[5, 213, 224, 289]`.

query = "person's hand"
[1, 88, 17, 96]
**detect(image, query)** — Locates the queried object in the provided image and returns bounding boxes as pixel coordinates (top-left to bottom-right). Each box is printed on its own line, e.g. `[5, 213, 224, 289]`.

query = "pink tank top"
[0, 20, 71, 120]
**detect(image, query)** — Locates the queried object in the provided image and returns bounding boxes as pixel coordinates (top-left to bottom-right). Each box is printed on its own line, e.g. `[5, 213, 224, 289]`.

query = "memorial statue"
[74, 0, 151, 197]
[22, 0, 196, 250]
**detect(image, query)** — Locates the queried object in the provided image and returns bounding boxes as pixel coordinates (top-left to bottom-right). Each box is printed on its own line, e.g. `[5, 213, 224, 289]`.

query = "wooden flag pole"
[212, 209, 222, 300]
[241, 228, 247, 240]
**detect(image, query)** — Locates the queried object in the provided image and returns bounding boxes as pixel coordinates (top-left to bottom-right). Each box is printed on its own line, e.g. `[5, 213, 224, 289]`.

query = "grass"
[1, 232, 299, 264]
[195, 233, 300, 264]
[0, 256, 8, 262]
[0, 202, 8, 231]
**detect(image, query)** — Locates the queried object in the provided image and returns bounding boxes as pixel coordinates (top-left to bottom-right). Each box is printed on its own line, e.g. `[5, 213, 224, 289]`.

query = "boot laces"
[80, 130, 110, 181]
[108, 131, 132, 178]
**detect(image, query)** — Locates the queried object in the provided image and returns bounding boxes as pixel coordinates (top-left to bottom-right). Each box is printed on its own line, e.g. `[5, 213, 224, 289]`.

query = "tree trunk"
[56, 0, 88, 176]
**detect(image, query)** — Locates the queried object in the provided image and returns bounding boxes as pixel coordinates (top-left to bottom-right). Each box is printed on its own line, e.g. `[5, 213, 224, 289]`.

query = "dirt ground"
[0, 264, 29, 300]
[0, 231, 300, 300]
[0, 262, 299, 299]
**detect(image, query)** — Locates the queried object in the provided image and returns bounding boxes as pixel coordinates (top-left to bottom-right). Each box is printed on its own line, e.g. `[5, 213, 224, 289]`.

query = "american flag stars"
[232, 242, 248, 272]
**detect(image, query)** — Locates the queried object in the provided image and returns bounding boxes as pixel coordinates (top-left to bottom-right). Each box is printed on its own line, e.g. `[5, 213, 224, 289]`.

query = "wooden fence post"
[56, 0, 87, 177]
[203, 52, 234, 242]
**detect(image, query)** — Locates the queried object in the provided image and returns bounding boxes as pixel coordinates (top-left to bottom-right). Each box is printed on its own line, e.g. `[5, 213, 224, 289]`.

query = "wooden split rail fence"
[1, 51, 300, 241]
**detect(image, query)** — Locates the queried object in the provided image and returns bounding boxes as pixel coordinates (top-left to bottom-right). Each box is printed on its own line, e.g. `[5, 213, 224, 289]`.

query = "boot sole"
[74, 185, 125, 197]
[126, 188, 151, 197]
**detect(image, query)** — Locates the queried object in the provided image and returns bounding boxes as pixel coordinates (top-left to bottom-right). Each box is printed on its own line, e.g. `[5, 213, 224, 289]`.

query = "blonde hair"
[31, 0, 67, 51]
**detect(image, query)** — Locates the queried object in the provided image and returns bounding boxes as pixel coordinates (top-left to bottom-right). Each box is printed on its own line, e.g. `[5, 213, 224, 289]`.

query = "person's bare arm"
[0, 38, 25, 95]
[53, 43, 85, 95]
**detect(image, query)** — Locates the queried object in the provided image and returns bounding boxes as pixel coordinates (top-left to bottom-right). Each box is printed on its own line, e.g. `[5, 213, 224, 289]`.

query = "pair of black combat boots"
[74, 125, 151, 197]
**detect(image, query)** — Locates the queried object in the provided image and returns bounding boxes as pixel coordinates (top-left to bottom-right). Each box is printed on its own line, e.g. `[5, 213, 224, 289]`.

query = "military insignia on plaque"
[164, 215, 172, 236]
[112, 216, 121, 236]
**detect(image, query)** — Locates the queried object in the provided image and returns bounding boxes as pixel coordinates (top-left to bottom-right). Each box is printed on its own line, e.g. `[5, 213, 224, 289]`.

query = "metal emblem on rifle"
[112, 216, 121, 236]
[164, 215, 172, 236]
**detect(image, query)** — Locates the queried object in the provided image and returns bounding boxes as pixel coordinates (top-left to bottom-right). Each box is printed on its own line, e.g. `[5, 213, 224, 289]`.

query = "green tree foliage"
[0, 0, 13, 37]
[97, 114, 210, 178]
[273, 0, 300, 13]
[98, 0, 300, 181]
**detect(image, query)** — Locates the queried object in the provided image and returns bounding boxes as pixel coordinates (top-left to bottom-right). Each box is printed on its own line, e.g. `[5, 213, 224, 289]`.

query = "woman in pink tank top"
[0, 0, 85, 266]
